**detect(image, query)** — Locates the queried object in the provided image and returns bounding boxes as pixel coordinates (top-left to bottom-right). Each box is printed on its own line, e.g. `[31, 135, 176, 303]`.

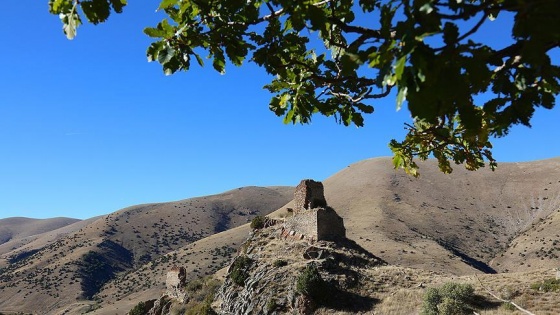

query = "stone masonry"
[166, 266, 187, 302]
[294, 179, 327, 215]
[280, 179, 345, 242]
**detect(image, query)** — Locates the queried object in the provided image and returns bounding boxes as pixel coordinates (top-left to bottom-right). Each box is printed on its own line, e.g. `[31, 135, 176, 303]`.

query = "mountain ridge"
[1, 157, 560, 314]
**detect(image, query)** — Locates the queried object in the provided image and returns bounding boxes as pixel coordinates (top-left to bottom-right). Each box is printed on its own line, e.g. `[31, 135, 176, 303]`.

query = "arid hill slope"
[0, 217, 80, 248]
[0, 186, 293, 314]
[2, 157, 560, 314]
[320, 157, 560, 274]
[96, 157, 560, 315]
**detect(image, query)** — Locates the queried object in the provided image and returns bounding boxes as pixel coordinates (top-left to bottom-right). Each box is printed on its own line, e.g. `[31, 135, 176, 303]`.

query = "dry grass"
[368, 267, 560, 315]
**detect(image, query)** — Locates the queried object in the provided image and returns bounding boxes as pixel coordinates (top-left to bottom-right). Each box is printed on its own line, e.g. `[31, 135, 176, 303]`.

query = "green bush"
[296, 264, 330, 304]
[501, 302, 516, 311]
[420, 282, 475, 315]
[129, 301, 147, 315]
[273, 259, 288, 267]
[250, 216, 265, 229]
[230, 256, 252, 286]
[185, 278, 204, 293]
[180, 276, 221, 315]
[266, 298, 278, 312]
[530, 278, 560, 292]
[185, 303, 217, 315]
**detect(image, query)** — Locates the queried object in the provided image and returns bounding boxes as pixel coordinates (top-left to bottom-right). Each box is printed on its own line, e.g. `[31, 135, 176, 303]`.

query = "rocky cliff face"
[214, 223, 385, 314]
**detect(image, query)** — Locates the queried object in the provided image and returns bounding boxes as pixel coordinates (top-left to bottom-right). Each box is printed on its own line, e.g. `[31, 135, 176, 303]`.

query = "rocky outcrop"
[146, 296, 171, 315]
[214, 228, 385, 314]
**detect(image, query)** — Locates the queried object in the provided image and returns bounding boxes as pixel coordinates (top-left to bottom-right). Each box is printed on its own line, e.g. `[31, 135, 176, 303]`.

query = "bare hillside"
[0, 217, 101, 267]
[321, 157, 560, 274]
[0, 217, 80, 246]
[2, 157, 560, 314]
[91, 157, 560, 314]
[0, 186, 293, 314]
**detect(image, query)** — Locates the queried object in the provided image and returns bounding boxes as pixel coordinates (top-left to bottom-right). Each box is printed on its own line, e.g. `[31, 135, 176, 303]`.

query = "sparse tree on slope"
[49, 0, 560, 175]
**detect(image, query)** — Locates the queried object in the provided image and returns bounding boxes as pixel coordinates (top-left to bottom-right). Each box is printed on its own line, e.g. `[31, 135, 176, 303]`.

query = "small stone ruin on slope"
[279, 179, 346, 242]
[166, 265, 187, 303]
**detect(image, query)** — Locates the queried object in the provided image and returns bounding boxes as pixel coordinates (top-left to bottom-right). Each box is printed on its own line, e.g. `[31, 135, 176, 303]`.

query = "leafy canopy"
[48, 0, 560, 176]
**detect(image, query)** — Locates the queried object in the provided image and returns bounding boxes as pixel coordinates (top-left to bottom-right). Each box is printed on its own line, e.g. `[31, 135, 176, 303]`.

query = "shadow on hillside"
[324, 287, 379, 312]
[471, 294, 503, 311]
[328, 237, 388, 267]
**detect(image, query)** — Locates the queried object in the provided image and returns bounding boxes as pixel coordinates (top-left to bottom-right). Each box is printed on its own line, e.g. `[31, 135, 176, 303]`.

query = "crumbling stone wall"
[166, 266, 186, 302]
[281, 180, 345, 242]
[317, 207, 346, 241]
[280, 207, 346, 242]
[294, 179, 327, 214]
[281, 208, 319, 242]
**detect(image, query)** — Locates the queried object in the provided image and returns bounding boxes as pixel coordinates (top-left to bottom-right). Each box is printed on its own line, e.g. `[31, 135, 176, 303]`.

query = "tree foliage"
[48, 0, 560, 175]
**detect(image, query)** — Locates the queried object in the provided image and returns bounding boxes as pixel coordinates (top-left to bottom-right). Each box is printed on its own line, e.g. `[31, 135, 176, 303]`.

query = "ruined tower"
[281, 179, 345, 242]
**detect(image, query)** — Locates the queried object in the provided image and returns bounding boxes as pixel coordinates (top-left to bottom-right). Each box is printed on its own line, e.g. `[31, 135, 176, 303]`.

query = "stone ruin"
[280, 179, 345, 242]
[293, 179, 327, 214]
[166, 265, 187, 302]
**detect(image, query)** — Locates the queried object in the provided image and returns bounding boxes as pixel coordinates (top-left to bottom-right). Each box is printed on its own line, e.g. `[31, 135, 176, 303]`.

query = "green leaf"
[49, 0, 69, 13]
[283, 108, 295, 124]
[392, 153, 403, 169]
[394, 56, 406, 81]
[351, 113, 364, 126]
[194, 53, 204, 67]
[144, 27, 165, 38]
[109, 0, 127, 13]
[81, 0, 111, 25]
[158, 0, 177, 10]
[212, 50, 226, 74]
[396, 86, 408, 110]
[163, 56, 180, 75]
[157, 44, 175, 64]
[146, 41, 163, 62]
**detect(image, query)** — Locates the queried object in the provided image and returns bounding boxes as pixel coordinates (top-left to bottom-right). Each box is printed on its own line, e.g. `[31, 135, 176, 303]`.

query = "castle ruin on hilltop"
[280, 179, 346, 242]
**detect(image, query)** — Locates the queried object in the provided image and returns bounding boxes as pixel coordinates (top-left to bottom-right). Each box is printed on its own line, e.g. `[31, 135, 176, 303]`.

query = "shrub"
[420, 282, 475, 315]
[181, 276, 221, 315]
[499, 286, 518, 300]
[185, 278, 204, 293]
[266, 298, 278, 312]
[296, 264, 330, 304]
[230, 256, 252, 286]
[129, 301, 147, 315]
[530, 278, 560, 292]
[273, 259, 288, 267]
[185, 303, 217, 315]
[501, 302, 516, 311]
[250, 216, 265, 229]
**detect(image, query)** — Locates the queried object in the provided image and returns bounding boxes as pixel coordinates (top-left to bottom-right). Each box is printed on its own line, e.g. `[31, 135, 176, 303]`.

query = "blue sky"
[0, 2, 558, 220]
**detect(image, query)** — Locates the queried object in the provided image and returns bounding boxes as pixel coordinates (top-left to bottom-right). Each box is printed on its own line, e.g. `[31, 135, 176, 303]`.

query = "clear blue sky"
[0, 2, 558, 220]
